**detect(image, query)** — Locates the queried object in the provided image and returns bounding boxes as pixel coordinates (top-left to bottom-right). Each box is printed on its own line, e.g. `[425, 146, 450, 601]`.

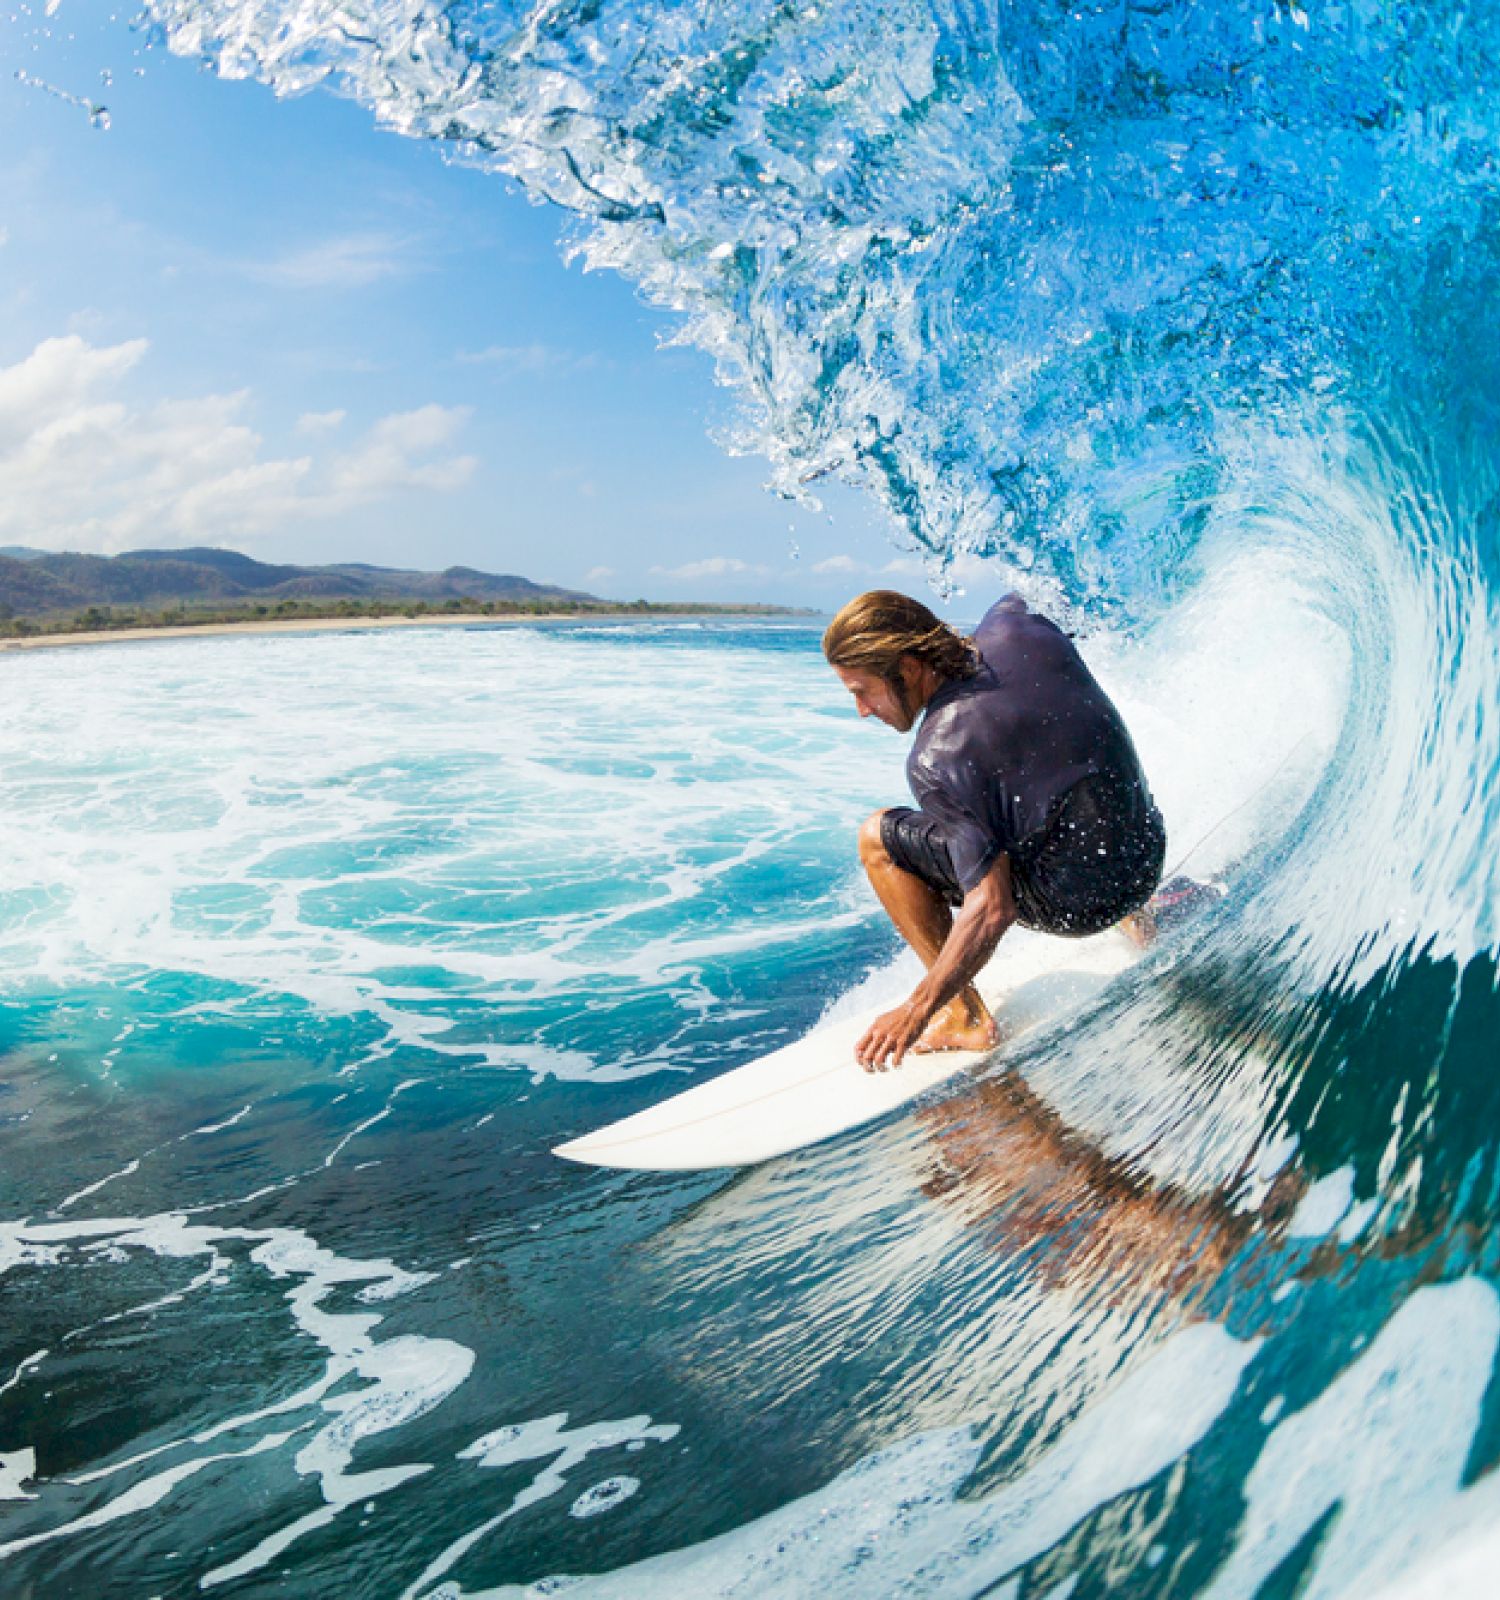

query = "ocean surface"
[5, 1, 1500, 1596]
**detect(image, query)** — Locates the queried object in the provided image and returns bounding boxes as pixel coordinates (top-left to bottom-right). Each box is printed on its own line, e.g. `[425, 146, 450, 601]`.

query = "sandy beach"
[1, 612, 592, 654]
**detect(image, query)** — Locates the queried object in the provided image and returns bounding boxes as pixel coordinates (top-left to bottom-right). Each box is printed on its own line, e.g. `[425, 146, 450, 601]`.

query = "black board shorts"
[880, 772, 1166, 937]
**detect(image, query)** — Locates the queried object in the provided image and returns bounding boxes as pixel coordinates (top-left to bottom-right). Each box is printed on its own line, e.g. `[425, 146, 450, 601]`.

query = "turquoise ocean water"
[5, 0, 1500, 1595]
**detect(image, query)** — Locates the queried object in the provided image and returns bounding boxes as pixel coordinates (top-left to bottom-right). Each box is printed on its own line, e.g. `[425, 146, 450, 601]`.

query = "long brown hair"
[822, 590, 979, 690]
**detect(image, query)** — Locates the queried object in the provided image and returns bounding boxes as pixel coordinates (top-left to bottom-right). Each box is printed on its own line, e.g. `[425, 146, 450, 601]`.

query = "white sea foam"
[1206, 1278, 1500, 1599]
[0, 1235, 65, 1275]
[0, 624, 900, 1086]
[0, 1448, 37, 1501]
[1284, 1166, 1356, 1240]
[323, 1078, 420, 1166]
[1338, 1197, 1379, 1243]
[569, 1477, 639, 1518]
[1096, 538, 1347, 891]
[453, 1321, 1255, 1599]
[0, 1210, 471, 1573]
[57, 1155, 144, 1212]
[401, 1412, 681, 1599]
[201, 1330, 474, 1587]
[190, 1103, 253, 1136]
[0, 1348, 49, 1400]
[1369, 1507, 1500, 1600]
[0, 1432, 301, 1559]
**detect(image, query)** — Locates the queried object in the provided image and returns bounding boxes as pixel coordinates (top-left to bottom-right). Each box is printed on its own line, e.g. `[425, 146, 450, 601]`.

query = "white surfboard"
[554, 929, 1141, 1171]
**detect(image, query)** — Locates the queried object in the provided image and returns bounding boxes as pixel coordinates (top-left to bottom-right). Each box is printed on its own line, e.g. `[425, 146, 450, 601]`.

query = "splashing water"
[3, 1, 1500, 1596]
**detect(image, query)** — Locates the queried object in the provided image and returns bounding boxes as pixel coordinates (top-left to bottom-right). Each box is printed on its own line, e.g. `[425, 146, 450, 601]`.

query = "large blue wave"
[147, 0, 1500, 603]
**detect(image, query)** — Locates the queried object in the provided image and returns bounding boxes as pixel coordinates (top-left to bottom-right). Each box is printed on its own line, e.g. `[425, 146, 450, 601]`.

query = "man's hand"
[854, 858, 1017, 1074]
[856, 1001, 931, 1072]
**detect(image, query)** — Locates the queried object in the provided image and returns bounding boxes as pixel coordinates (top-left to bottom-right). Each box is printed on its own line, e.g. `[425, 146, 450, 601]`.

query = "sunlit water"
[6, 0, 1500, 1594]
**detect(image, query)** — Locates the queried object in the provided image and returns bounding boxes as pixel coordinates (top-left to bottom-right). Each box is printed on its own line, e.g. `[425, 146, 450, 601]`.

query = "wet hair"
[822, 590, 979, 691]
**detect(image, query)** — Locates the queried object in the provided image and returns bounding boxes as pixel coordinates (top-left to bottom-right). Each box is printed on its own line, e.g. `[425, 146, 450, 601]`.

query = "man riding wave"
[825, 590, 1165, 1071]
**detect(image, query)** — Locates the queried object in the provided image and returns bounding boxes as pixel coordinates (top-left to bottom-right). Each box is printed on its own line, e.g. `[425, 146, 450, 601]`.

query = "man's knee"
[858, 809, 890, 869]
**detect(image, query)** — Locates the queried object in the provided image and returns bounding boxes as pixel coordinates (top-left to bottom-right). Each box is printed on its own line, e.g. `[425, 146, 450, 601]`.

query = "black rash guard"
[905, 594, 1158, 897]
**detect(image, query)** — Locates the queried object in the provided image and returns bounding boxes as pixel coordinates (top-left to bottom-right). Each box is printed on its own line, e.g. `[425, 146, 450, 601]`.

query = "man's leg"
[859, 811, 999, 1052]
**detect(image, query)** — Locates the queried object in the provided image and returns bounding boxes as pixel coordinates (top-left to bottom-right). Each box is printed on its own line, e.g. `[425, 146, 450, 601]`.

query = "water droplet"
[99, 68, 112, 87]
[88, 104, 110, 130]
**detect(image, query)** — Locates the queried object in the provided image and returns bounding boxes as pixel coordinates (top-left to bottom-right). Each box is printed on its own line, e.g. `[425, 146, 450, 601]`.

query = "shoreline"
[0, 610, 800, 656]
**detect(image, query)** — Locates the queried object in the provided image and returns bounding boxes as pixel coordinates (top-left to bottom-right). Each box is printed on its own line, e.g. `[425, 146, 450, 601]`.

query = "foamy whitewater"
[4, 0, 1500, 1596]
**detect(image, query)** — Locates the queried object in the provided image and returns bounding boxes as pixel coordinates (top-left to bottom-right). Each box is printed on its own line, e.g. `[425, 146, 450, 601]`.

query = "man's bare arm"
[855, 857, 1018, 1068]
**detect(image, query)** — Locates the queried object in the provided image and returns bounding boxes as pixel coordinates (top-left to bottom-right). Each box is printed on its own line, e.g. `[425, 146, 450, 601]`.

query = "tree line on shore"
[0, 595, 801, 638]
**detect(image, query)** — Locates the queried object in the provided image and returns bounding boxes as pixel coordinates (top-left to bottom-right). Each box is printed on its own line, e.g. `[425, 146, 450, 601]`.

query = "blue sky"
[0, 4, 947, 605]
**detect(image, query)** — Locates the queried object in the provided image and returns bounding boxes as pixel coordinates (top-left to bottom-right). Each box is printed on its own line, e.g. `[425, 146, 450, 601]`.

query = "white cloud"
[329, 404, 477, 497]
[648, 556, 773, 582]
[0, 335, 475, 552]
[249, 233, 412, 290]
[0, 334, 146, 452]
[583, 565, 615, 583]
[296, 408, 347, 435]
[812, 554, 867, 575]
[879, 556, 925, 577]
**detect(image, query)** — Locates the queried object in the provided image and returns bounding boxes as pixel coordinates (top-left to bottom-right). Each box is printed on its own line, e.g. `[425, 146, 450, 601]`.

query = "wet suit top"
[898, 594, 1161, 930]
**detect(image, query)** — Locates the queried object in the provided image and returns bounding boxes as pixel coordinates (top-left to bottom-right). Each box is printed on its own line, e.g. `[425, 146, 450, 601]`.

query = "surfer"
[825, 590, 1165, 1070]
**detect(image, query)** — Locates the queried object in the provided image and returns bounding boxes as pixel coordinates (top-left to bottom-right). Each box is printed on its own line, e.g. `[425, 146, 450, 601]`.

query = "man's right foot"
[913, 1005, 1000, 1055]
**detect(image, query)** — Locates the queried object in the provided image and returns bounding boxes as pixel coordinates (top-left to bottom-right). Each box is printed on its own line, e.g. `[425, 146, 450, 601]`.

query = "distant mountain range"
[0, 546, 596, 617]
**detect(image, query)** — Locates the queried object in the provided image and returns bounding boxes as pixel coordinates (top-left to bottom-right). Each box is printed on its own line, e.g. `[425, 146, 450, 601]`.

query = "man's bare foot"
[912, 1001, 1000, 1055]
